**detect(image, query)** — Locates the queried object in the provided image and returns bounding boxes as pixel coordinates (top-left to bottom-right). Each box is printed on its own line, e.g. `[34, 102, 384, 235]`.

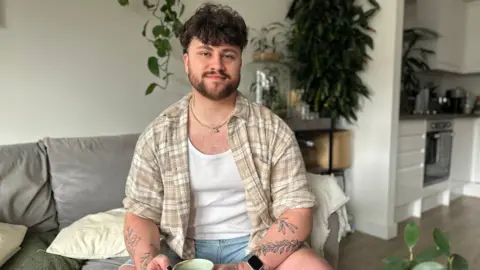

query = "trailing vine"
[118, 0, 185, 95]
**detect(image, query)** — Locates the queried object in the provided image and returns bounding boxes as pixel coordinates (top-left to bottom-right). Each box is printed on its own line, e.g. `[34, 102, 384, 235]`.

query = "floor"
[338, 196, 480, 270]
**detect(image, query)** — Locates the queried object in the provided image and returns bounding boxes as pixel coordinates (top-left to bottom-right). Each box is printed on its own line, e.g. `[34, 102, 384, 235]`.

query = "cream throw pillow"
[46, 208, 129, 260]
[0, 223, 28, 267]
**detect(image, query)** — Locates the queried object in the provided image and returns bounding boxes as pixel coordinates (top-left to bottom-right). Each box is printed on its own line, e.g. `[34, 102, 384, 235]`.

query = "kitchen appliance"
[443, 87, 466, 114]
[423, 120, 454, 186]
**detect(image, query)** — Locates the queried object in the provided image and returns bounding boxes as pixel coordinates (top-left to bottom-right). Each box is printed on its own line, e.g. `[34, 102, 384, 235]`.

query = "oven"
[423, 120, 454, 186]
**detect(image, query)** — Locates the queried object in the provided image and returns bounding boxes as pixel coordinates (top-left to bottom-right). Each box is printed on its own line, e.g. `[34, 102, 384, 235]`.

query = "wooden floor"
[338, 196, 480, 270]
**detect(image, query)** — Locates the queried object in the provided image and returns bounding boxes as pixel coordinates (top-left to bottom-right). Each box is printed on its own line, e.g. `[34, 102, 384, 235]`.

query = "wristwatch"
[246, 254, 264, 270]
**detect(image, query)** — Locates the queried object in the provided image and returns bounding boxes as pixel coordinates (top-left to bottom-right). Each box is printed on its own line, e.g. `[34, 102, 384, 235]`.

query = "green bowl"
[173, 259, 214, 270]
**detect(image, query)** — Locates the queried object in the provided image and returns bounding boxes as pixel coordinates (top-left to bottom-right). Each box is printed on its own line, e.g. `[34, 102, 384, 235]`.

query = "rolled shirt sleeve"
[270, 130, 317, 219]
[123, 126, 164, 225]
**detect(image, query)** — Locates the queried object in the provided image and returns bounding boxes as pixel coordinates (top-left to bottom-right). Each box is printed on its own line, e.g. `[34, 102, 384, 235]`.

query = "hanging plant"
[118, 0, 185, 95]
[285, 0, 381, 123]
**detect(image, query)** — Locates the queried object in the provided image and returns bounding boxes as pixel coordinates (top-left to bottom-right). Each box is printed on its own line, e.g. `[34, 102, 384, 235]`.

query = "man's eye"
[224, 54, 235, 59]
[200, 52, 211, 56]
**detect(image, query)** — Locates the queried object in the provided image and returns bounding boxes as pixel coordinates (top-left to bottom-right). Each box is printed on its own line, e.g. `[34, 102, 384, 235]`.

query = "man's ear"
[183, 52, 189, 74]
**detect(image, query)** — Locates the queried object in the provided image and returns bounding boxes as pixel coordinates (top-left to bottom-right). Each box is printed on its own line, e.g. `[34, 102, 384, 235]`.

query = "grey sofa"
[0, 134, 341, 269]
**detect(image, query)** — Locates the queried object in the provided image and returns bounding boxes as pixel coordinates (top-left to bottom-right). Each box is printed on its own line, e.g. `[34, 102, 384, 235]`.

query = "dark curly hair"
[179, 3, 248, 52]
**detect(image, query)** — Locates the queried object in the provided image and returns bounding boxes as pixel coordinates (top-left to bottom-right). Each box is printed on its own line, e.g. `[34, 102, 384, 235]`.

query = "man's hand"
[213, 262, 248, 270]
[146, 254, 173, 270]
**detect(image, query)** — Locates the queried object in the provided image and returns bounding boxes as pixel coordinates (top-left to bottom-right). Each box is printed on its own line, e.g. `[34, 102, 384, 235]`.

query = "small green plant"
[248, 22, 287, 53]
[382, 221, 468, 270]
[118, 0, 185, 95]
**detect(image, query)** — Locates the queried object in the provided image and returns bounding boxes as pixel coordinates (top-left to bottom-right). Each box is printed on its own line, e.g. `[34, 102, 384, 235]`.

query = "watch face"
[248, 255, 263, 269]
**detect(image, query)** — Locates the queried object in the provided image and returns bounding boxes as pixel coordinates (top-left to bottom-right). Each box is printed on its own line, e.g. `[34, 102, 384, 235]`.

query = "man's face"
[183, 38, 242, 101]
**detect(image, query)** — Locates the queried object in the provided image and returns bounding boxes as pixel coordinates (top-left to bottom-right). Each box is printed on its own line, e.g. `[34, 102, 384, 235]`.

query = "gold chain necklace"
[189, 96, 232, 133]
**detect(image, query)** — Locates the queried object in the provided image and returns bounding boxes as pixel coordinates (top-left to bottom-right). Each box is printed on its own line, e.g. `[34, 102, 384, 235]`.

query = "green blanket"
[2, 230, 85, 270]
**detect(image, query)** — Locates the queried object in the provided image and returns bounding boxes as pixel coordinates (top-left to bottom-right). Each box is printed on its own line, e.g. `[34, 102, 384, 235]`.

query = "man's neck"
[191, 91, 237, 126]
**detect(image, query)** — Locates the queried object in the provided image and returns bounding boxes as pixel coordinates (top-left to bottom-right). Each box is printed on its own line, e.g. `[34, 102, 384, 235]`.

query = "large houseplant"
[284, 0, 381, 123]
[401, 27, 439, 97]
[118, 0, 185, 95]
[383, 221, 468, 270]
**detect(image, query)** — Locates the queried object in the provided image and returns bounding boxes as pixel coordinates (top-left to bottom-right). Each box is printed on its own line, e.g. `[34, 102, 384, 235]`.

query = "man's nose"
[209, 53, 225, 71]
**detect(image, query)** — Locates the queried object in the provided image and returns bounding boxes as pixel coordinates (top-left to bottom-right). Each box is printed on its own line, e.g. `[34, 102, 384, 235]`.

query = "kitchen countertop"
[399, 113, 480, 120]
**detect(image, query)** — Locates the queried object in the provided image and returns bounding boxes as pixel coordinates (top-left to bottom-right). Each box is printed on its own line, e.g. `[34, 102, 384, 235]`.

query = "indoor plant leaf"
[145, 82, 158, 95]
[404, 221, 420, 249]
[152, 25, 170, 37]
[118, 0, 129, 6]
[147, 57, 160, 77]
[412, 262, 445, 270]
[142, 0, 155, 9]
[382, 256, 409, 270]
[433, 228, 450, 256]
[415, 247, 443, 263]
[451, 254, 468, 270]
[367, 0, 381, 9]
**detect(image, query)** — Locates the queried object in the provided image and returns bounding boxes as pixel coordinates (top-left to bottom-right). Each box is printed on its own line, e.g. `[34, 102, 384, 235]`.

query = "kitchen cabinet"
[395, 120, 425, 207]
[411, 0, 480, 74]
[449, 118, 475, 186]
[470, 119, 480, 183]
[463, 1, 480, 73]
[395, 120, 426, 222]
[394, 117, 480, 222]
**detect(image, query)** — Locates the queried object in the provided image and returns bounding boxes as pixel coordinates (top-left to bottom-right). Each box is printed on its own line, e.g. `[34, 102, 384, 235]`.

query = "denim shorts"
[121, 235, 251, 267]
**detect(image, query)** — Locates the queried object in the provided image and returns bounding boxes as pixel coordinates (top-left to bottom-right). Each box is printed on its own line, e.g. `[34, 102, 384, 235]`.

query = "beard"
[188, 67, 240, 101]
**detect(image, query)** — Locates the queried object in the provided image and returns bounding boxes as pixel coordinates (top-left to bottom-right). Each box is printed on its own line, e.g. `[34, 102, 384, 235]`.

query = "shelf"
[306, 166, 345, 176]
[284, 117, 336, 132]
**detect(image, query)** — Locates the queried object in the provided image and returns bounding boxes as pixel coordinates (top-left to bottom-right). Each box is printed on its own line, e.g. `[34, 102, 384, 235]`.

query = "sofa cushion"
[1, 230, 85, 270]
[0, 142, 58, 232]
[0, 223, 28, 267]
[46, 208, 129, 260]
[81, 256, 129, 270]
[43, 134, 139, 229]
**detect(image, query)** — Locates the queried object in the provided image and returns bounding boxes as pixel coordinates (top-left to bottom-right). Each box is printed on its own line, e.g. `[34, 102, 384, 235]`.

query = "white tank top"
[186, 139, 252, 240]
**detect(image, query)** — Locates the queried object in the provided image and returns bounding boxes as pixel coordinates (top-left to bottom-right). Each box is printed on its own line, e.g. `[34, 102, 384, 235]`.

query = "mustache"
[203, 71, 229, 79]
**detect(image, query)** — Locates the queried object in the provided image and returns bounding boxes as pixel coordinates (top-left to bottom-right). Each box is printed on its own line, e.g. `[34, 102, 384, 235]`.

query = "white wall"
[0, 0, 290, 145]
[0, 0, 404, 240]
[345, 0, 404, 240]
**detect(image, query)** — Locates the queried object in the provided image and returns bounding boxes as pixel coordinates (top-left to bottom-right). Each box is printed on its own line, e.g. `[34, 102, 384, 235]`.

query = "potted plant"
[401, 27, 439, 97]
[249, 22, 287, 62]
[118, 0, 185, 95]
[249, 66, 288, 118]
[400, 27, 439, 114]
[283, 0, 381, 123]
[383, 221, 469, 270]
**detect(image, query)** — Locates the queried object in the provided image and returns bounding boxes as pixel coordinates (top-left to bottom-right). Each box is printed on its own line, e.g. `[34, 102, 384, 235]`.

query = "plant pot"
[274, 109, 287, 119]
[300, 130, 352, 170]
[253, 51, 281, 62]
[315, 130, 352, 169]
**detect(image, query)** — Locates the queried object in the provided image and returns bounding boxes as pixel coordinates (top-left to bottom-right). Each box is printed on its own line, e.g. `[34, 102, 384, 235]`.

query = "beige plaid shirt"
[123, 92, 317, 259]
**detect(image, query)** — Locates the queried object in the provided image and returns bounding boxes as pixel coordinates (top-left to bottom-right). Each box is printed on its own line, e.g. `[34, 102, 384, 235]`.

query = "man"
[120, 3, 332, 270]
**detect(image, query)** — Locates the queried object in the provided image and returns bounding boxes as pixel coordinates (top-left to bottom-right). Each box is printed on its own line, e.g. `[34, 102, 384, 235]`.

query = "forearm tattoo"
[253, 240, 304, 256]
[124, 227, 141, 263]
[124, 227, 161, 270]
[274, 217, 298, 235]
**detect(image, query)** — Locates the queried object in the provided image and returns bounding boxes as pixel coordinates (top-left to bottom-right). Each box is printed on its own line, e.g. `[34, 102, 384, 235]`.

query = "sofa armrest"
[323, 212, 340, 270]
